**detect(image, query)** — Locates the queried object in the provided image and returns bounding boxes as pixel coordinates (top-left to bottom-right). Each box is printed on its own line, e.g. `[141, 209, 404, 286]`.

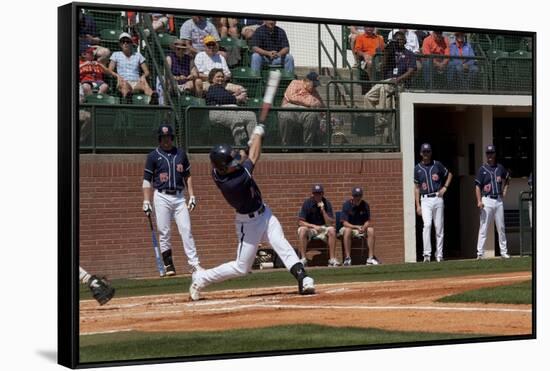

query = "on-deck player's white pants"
[476, 196, 508, 256]
[420, 196, 445, 259]
[194, 205, 300, 288]
[153, 190, 200, 267]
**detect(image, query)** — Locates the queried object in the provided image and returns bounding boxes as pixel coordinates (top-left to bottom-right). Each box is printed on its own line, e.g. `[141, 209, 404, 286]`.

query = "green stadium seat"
[179, 95, 206, 107]
[85, 94, 119, 104]
[246, 97, 263, 107]
[132, 94, 151, 105]
[231, 67, 263, 98]
[100, 29, 122, 41]
[157, 33, 177, 49]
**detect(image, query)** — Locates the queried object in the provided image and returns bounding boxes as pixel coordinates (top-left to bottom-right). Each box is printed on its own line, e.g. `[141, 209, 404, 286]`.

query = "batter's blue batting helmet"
[209, 144, 241, 174]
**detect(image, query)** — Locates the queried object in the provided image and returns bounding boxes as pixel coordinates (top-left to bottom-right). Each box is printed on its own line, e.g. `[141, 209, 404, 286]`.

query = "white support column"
[481, 105, 496, 258]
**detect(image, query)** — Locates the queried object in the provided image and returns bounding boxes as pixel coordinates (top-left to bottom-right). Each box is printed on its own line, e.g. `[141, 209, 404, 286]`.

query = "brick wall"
[80, 153, 404, 278]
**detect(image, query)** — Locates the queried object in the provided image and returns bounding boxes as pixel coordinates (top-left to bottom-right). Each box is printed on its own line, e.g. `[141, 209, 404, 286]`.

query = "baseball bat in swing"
[147, 214, 166, 277]
[259, 70, 281, 124]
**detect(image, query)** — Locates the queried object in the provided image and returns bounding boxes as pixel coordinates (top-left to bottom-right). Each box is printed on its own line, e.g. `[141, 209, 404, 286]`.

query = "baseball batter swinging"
[414, 143, 453, 262]
[189, 123, 315, 300]
[142, 124, 202, 275]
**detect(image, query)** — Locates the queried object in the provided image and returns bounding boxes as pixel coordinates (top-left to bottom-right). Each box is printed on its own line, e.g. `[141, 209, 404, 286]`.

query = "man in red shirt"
[421, 31, 450, 88]
[353, 27, 385, 81]
[79, 47, 118, 97]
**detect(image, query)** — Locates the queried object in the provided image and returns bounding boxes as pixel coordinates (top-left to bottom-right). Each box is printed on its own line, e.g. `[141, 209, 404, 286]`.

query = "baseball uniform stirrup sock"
[162, 250, 174, 266]
[290, 262, 308, 293]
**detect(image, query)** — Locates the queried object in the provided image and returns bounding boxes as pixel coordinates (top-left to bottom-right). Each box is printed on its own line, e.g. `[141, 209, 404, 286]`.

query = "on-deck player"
[475, 145, 511, 259]
[189, 123, 315, 300]
[142, 124, 202, 275]
[414, 143, 453, 262]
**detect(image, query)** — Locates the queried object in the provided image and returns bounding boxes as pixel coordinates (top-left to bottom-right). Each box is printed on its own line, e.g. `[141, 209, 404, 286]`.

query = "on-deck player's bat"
[258, 70, 281, 124]
[147, 214, 166, 277]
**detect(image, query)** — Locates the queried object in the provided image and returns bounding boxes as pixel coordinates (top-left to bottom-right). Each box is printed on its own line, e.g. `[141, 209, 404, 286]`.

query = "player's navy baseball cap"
[420, 143, 432, 152]
[352, 187, 363, 197]
[306, 71, 321, 87]
[312, 184, 324, 193]
[485, 144, 496, 153]
[157, 124, 174, 138]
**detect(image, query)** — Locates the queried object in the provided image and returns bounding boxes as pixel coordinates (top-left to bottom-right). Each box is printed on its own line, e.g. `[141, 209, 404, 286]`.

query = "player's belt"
[247, 204, 266, 218]
[159, 189, 182, 195]
[421, 193, 437, 198]
[484, 194, 500, 199]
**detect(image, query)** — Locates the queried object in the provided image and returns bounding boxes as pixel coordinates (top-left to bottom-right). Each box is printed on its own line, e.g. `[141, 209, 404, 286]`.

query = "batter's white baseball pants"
[420, 195, 445, 259]
[476, 196, 508, 256]
[194, 205, 300, 288]
[153, 190, 200, 267]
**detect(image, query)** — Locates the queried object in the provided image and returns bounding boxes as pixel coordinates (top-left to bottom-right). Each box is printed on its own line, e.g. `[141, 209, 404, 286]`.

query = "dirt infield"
[80, 271, 532, 337]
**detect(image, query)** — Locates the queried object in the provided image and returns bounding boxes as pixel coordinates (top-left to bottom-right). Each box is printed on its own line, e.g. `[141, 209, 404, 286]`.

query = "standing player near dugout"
[189, 124, 315, 300]
[414, 143, 453, 262]
[142, 124, 202, 275]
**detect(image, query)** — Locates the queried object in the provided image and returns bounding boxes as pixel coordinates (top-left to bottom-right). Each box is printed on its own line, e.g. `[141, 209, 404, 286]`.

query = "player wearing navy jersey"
[475, 145, 510, 259]
[142, 124, 202, 275]
[414, 143, 453, 262]
[340, 187, 379, 266]
[189, 123, 315, 300]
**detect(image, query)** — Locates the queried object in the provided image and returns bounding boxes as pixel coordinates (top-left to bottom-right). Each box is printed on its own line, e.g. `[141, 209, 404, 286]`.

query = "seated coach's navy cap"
[352, 187, 363, 197]
[420, 143, 432, 152]
[486, 144, 496, 153]
[312, 184, 324, 193]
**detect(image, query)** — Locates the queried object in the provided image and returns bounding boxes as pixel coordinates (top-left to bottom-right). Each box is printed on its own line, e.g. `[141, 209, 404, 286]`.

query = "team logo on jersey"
[422, 182, 428, 190]
[432, 174, 439, 181]
[484, 184, 492, 193]
[159, 172, 169, 182]
[176, 164, 183, 172]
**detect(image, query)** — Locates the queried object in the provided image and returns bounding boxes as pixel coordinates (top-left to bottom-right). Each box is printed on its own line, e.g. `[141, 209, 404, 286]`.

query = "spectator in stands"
[151, 13, 170, 33]
[415, 30, 429, 48]
[180, 16, 221, 55]
[447, 32, 479, 90]
[340, 187, 379, 266]
[206, 68, 256, 146]
[194, 35, 247, 97]
[421, 31, 450, 87]
[348, 26, 365, 67]
[166, 39, 203, 97]
[80, 47, 116, 97]
[211, 17, 240, 38]
[353, 27, 385, 81]
[79, 11, 110, 66]
[108, 32, 158, 104]
[240, 19, 264, 40]
[388, 29, 420, 54]
[278, 72, 324, 146]
[251, 20, 295, 74]
[298, 184, 340, 267]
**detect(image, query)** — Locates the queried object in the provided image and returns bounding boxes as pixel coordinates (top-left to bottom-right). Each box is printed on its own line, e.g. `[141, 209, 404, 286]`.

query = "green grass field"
[80, 257, 532, 300]
[438, 279, 532, 304]
[79, 324, 483, 363]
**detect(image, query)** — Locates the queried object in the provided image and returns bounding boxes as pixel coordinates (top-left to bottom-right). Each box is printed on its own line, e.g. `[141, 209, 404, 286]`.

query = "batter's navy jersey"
[341, 199, 370, 226]
[299, 197, 334, 226]
[212, 159, 263, 214]
[144, 147, 191, 191]
[414, 161, 449, 195]
[475, 163, 510, 197]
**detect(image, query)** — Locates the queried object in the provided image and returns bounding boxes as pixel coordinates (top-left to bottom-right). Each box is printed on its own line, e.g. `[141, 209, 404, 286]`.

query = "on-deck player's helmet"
[210, 144, 241, 174]
[157, 124, 175, 141]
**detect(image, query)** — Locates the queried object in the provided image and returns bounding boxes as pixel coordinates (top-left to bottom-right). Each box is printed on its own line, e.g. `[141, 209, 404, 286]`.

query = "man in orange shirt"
[421, 31, 450, 87]
[353, 27, 385, 81]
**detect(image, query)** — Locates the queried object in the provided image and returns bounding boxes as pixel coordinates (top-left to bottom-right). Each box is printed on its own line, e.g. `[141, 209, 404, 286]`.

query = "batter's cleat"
[300, 276, 315, 295]
[327, 258, 341, 267]
[300, 257, 308, 267]
[366, 256, 380, 265]
[343, 257, 352, 266]
[164, 264, 176, 276]
[189, 272, 201, 301]
[501, 253, 511, 259]
[423, 255, 430, 263]
[476, 254, 484, 260]
[436, 256, 443, 263]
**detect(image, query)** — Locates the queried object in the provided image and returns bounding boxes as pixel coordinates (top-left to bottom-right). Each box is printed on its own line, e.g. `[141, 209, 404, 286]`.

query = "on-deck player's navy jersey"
[144, 146, 191, 191]
[414, 160, 449, 195]
[299, 197, 334, 226]
[212, 159, 263, 214]
[341, 199, 370, 226]
[475, 163, 510, 197]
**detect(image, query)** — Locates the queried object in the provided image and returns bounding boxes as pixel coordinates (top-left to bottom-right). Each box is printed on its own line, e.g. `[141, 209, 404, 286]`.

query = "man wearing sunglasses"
[109, 32, 158, 104]
[414, 143, 453, 262]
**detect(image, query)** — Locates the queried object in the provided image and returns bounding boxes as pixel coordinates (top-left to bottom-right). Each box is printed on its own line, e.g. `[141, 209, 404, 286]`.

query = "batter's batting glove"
[188, 196, 196, 212]
[88, 275, 115, 305]
[143, 200, 153, 216]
